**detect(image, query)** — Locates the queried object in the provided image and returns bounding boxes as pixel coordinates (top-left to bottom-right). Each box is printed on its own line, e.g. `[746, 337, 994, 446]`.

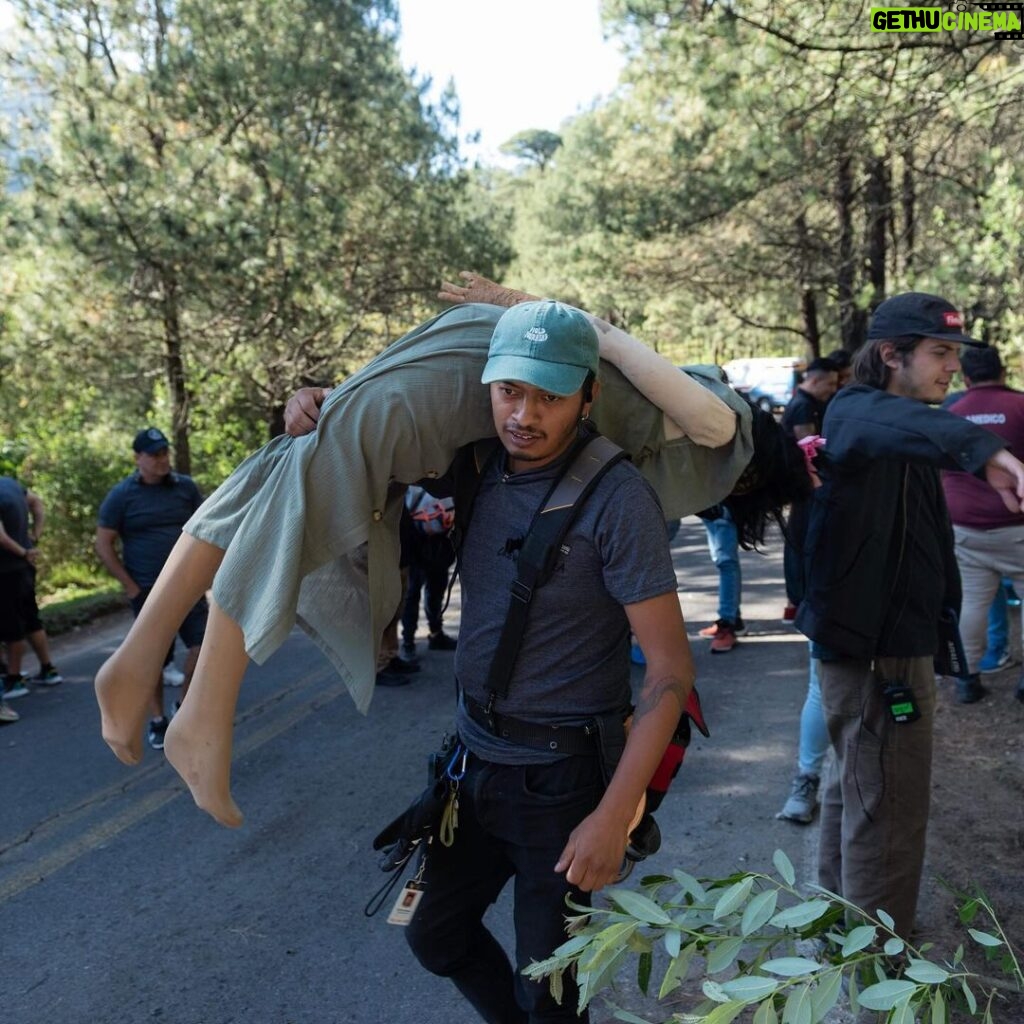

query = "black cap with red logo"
[868, 292, 985, 346]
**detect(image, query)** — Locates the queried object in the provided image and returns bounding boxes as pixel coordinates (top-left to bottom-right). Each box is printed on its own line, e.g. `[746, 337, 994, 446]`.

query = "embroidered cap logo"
[525, 327, 548, 343]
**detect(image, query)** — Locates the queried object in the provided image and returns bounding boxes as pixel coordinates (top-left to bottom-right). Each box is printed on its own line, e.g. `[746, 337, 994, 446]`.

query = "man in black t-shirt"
[95, 428, 207, 751]
[781, 357, 839, 440]
[780, 358, 839, 617]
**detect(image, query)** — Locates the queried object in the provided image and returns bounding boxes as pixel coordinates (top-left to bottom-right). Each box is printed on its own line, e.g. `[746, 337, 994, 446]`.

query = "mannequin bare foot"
[162, 596, 248, 828]
[164, 704, 243, 828]
[438, 271, 538, 308]
[95, 646, 163, 766]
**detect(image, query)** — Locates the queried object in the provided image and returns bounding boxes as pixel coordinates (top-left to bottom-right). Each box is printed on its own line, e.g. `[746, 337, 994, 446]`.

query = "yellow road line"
[0, 667, 343, 904]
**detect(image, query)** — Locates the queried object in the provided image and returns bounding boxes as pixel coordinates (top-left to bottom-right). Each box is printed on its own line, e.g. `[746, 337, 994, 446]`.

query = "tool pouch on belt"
[372, 733, 460, 873]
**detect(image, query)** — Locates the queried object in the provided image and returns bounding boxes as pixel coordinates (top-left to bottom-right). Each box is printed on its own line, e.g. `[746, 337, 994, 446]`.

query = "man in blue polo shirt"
[96, 428, 207, 750]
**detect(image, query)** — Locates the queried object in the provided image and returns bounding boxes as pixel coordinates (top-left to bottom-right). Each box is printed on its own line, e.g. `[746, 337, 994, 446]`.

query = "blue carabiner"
[445, 742, 468, 782]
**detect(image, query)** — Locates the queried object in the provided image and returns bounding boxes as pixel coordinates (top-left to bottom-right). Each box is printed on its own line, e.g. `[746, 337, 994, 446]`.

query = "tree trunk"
[161, 269, 192, 475]
[796, 214, 820, 358]
[835, 151, 858, 351]
[865, 155, 889, 310]
[801, 288, 821, 359]
[901, 148, 915, 274]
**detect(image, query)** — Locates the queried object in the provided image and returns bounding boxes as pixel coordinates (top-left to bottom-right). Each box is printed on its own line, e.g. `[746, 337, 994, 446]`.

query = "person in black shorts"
[0, 476, 64, 713]
[95, 428, 207, 751]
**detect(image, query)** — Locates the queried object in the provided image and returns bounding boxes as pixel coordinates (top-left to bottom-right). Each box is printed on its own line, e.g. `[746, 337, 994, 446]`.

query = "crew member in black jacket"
[795, 292, 1024, 939]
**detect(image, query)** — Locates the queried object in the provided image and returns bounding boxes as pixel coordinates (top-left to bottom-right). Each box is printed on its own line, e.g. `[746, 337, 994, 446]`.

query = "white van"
[721, 357, 805, 413]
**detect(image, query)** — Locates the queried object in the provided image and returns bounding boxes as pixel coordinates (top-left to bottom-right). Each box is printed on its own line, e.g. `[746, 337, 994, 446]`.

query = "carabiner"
[445, 742, 468, 782]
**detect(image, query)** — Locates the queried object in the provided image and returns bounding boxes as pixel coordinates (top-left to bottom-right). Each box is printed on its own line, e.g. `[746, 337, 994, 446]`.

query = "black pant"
[783, 497, 811, 606]
[406, 752, 603, 1023]
[401, 534, 454, 640]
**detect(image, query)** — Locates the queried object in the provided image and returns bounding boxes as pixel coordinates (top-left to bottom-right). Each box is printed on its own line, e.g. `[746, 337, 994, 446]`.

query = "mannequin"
[95, 278, 747, 828]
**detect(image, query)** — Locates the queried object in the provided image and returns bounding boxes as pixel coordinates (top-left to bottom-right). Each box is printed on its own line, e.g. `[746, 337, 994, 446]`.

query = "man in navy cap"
[95, 428, 207, 751]
[796, 292, 1024, 939]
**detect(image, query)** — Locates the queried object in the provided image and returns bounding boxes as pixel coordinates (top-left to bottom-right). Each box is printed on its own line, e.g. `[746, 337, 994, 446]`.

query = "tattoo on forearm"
[633, 675, 688, 725]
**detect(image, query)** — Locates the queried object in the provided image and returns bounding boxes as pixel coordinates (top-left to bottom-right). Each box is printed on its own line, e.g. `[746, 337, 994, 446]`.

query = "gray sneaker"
[0, 700, 19, 724]
[777, 773, 820, 824]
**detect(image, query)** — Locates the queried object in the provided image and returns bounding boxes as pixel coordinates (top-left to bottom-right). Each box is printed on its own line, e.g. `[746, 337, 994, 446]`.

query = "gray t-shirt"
[455, 446, 678, 764]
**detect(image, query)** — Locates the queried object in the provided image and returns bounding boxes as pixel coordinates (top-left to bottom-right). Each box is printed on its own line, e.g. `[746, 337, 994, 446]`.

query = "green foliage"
[499, 130, 564, 171]
[0, 0, 512, 588]
[506, 2, 1024, 364]
[523, 850, 1023, 1023]
[39, 582, 124, 635]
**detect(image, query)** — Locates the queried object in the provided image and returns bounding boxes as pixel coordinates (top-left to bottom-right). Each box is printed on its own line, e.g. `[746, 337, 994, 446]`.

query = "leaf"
[773, 849, 796, 885]
[883, 937, 905, 957]
[760, 957, 822, 977]
[848, 968, 859, 1012]
[857, 980, 919, 1011]
[703, 979, 731, 1003]
[549, 966, 563, 1009]
[637, 950, 652, 995]
[720, 975, 780, 1002]
[613, 1012, 655, 1024]
[904, 959, 950, 984]
[891, 998, 916, 1024]
[930, 987, 947, 1024]
[781, 983, 813, 1024]
[706, 936, 745, 975]
[962, 979, 978, 1013]
[658, 941, 696, 1001]
[578, 921, 639, 974]
[958, 898, 980, 924]
[769, 900, 831, 929]
[968, 928, 1004, 948]
[713, 876, 755, 920]
[741, 889, 780, 936]
[695, 1000, 747, 1024]
[550, 933, 594, 959]
[605, 889, 671, 926]
[753, 999, 780, 1024]
[809, 968, 844, 1019]
[841, 925, 877, 956]
[664, 927, 681, 959]
[876, 908, 896, 930]
[672, 869, 709, 901]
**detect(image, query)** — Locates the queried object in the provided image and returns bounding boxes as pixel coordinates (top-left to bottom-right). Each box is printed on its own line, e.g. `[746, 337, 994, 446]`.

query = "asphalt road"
[1, 518, 819, 1024]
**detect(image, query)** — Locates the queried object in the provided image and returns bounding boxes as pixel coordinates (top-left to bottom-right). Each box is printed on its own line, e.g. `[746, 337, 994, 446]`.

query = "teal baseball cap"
[481, 300, 599, 396]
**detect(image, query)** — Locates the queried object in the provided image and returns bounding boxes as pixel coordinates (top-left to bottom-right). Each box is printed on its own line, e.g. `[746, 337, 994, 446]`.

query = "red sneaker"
[709, 621, 738, 654]
[699, 617, 745, 637]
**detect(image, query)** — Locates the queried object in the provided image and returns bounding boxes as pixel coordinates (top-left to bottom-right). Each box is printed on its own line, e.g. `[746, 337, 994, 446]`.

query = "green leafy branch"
[523, 850, 1022, 1024]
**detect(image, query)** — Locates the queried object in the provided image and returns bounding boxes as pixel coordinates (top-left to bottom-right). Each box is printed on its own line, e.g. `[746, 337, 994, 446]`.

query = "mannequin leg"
[95, 534, 224, 766]
[164, 596, 247, 828]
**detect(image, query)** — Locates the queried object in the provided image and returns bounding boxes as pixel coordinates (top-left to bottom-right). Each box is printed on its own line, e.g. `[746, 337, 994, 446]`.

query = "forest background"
[1, 0, 1023, 614]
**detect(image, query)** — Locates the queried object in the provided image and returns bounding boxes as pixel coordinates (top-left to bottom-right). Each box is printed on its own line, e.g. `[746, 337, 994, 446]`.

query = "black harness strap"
[483, 430, 628, 706]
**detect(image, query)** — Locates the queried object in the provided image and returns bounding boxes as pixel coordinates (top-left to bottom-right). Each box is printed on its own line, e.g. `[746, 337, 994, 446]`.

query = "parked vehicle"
[722, 357, 805, 413]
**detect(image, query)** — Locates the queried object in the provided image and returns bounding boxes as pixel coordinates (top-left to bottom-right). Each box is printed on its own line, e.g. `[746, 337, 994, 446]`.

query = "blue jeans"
[703, 511, 741, 623]
[798, 654, 830, 777]
[984, 577, 1012, 660]
[406, 752, 604, 1023]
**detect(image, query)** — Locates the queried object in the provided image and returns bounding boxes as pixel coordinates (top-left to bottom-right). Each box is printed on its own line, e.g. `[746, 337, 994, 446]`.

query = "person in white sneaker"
[95, 428, 207, 751]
